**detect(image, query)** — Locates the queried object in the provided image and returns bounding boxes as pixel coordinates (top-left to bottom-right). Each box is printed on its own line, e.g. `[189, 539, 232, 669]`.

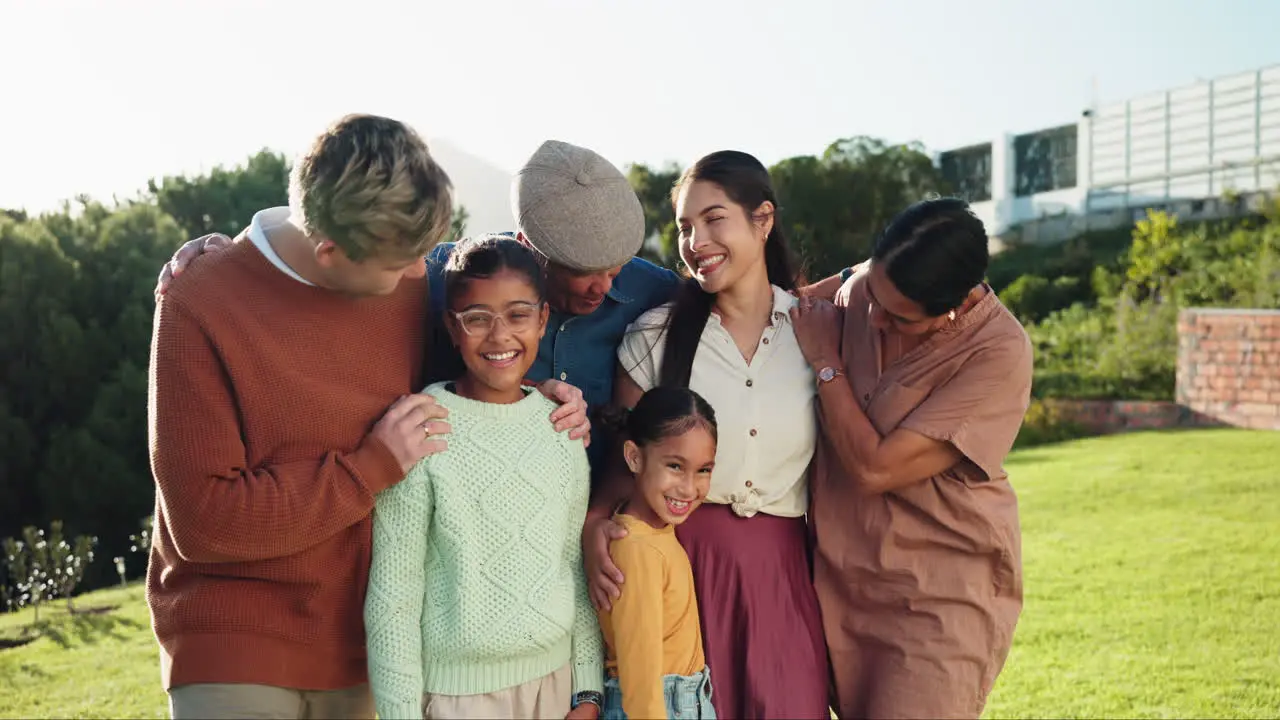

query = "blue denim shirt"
[425, 239, 681, 473]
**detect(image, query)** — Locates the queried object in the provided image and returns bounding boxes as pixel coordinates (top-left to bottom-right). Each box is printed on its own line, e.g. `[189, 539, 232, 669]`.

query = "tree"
[147, 150, 290, 238]
[627, 139, 949, 280]
[771, 136, 949, 279]
[626, 162, 682, 268]
[450, 205, 469, 243]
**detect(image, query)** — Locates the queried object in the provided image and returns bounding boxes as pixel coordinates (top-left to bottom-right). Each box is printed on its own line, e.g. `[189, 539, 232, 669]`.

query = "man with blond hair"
[147, 114, 521, 719]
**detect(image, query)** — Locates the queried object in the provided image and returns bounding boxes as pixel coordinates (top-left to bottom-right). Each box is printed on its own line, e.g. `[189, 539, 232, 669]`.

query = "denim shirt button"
[560, 372, 567, 381]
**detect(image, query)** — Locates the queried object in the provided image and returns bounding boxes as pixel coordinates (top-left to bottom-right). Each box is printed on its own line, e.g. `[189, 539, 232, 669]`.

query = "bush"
[1015, 399, 1090, 448]
[988, 225, 1134, 294]
[1, 522, 97, 620]
[1029, 298, 1178, 401]
[1026, 199, 1279, 401]
[1001, 274, 1090, 324]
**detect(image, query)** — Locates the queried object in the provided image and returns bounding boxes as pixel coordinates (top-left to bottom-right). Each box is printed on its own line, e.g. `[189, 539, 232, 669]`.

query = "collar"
[708, 284, 797, 328]
[940, 283, 999, 334]
[247, 207, 315, 286]
[603, 262, 641, 305]
[769, 284, 798, 325]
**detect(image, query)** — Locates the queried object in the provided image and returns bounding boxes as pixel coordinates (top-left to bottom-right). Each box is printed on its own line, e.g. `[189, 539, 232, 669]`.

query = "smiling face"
[865, 260, 952, 337]
[445, 269, 549, 403]
[624, 424, 717, 528]
[675, 180, 772, 295]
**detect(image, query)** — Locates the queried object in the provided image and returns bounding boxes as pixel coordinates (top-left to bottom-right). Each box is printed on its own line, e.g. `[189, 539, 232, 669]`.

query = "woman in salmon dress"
[791, 197, 1033, 720]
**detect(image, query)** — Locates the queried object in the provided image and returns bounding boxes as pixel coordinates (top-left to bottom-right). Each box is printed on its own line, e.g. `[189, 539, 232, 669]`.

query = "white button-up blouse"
[617, 285, 817, 518]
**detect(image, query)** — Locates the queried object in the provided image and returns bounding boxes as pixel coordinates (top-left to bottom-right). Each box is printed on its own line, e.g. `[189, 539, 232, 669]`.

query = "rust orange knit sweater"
[146, 234, 426, 690]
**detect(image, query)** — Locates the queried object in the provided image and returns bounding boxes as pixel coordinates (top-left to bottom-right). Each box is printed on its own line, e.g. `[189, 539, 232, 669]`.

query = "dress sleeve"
[897, 332, 1033, 481]
[616, 307, 671, 392]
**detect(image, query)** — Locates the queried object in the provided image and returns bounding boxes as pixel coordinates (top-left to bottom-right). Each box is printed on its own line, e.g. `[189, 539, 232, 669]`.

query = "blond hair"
[289, 114, 453, 262]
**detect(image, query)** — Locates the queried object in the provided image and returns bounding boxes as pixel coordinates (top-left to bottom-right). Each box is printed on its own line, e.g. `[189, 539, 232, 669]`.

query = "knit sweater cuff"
[572, 658, 605, 696]
[353, 436, 406, 494]
[376, 700, 421, 720]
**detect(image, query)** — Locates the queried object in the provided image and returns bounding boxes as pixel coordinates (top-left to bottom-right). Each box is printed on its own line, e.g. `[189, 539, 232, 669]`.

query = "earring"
[948, 309, 957, 322]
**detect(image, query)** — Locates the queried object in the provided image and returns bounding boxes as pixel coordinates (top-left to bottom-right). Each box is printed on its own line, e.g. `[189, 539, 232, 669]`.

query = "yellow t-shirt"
[597, 513, 707, 720]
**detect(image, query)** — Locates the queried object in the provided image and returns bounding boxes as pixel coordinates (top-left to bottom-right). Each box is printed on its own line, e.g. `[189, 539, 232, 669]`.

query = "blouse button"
[762, 337, 770, 345]
[749, 429, 758, 437]
[745, 481, 753, 488]
[745, 379, 753, 388]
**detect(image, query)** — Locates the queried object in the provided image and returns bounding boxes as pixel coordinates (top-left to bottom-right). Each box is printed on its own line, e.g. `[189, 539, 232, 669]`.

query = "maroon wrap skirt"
[676, 503, 830, 719]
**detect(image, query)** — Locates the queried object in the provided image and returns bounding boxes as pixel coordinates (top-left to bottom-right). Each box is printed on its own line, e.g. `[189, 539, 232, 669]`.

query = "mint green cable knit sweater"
[364, 382, 604, 720]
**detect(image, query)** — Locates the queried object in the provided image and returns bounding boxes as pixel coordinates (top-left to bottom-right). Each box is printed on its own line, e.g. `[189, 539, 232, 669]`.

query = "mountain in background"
[429, 138, 516, 237]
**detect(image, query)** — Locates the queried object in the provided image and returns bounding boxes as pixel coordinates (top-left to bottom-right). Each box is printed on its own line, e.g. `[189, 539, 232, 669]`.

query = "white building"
[939, 64, 1280, 247]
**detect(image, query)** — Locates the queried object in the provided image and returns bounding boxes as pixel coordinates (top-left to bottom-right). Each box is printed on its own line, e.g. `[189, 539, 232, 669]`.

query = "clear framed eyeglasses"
[451, 302, 544, 336]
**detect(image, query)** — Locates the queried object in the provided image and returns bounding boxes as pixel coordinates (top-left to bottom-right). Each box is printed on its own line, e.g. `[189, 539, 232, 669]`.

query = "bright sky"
[3, 0, 1279, 213]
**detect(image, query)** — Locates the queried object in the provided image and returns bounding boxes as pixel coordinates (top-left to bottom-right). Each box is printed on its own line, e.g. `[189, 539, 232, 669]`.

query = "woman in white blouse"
[583, 150, 830, 719]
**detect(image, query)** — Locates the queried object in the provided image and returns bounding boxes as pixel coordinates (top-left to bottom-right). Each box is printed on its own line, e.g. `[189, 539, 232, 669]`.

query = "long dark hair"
[657, 151, 798, 388]
[600, 386, 718, 447]
[873, 197, 989, 316]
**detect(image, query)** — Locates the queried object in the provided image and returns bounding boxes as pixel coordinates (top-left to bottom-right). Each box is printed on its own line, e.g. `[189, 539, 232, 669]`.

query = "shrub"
[1001, 274, 1090, 324]
[1026, 199, 1279, 401]
[1015, 399, 1090, 448]
[1028, 297, 1178, 401]
[1, 522, 97, 620]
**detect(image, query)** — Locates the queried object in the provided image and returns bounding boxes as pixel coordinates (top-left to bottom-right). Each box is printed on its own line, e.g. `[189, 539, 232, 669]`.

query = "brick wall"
[1045, 399, 1215, 435]
[1177, 308, 1280, 430]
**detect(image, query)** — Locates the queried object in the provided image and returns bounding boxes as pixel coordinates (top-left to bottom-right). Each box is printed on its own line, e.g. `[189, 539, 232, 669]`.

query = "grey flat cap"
[512, 140, 645, 272]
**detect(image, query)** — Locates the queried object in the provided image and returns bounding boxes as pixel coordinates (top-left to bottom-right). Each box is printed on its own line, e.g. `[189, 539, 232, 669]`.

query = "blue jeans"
[602, 667, 716, 719]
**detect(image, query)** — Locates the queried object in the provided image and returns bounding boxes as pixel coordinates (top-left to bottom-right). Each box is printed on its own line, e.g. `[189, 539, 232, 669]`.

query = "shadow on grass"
[33, 607, 142, 650]
[0, 634, 36, 650]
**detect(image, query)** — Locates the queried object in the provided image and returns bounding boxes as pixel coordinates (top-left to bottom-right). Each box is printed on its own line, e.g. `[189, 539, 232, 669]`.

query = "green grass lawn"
[0, 584, 165, 718]
[2, 429, 1278, 719]
[983, 429, 1280, 718]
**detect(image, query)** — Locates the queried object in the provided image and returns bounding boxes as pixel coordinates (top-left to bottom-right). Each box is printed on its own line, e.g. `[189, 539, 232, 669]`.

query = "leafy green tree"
[772, 136, 949, 279]
[148, 150, 290, 238]
[450, 205, 469, 243]
[626, 162, 682, 267]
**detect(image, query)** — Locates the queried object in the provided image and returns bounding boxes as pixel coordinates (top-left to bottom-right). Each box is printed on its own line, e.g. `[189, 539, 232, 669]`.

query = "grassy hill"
[2, 429, 1278, 719]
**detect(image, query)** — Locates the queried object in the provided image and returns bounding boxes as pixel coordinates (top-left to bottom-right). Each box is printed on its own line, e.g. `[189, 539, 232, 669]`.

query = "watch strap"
[573, 690, 603, 708]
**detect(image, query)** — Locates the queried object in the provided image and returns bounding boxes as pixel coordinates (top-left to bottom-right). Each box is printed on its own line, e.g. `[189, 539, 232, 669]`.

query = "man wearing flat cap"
[156, 139, 849, 452]
[427, 140, 847, 414]
[424, 140, 672, 412]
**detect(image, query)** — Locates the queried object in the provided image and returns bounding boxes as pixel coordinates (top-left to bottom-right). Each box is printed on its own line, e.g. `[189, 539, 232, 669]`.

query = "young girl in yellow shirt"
[597, 386, 718, 719]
